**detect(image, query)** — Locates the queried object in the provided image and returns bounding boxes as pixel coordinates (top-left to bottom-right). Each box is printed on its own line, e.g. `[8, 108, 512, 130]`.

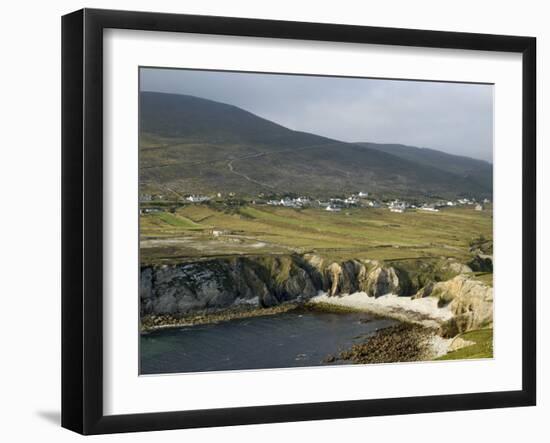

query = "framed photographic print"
[61, 8, 536, 435]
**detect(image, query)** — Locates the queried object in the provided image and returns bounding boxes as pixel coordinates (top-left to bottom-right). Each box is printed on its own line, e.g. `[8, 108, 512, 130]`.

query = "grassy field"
[436, 329, 493, 360]
[471, 272, 494, 287]
[140, 203, 492, 266]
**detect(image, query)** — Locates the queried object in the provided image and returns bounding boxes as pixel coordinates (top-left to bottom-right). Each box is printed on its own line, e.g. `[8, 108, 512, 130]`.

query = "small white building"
[419, 205, 440, 212]
[280, 198, 300, 208]
[388, 200, 407, 212]
[186, 195, 210, 203]
[475, 204, 484, 211]
[366, 200, 381, 208]
[325, 205, 341, 212]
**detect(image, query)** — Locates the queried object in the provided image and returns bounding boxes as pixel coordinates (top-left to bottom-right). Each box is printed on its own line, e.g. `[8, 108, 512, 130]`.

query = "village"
[139, 190, 491, 215]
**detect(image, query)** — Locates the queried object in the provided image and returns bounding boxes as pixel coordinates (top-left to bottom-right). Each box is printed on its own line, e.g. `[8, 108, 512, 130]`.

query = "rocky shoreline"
[140, 252, 493, 361]
[141, 300, 384, 332]
[141, 295, 485, 362]
[142, 301, 453, 363]
[141, 303, 299, 332]
[337, 323, 446, 364]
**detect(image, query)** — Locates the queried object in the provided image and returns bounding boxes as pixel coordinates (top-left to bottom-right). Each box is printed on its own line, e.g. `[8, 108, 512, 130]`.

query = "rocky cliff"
[143, 254, 466, 313]
[140, 254, 412, 316]
[418, 275, 494, 336]
[140, 253, 493, 336]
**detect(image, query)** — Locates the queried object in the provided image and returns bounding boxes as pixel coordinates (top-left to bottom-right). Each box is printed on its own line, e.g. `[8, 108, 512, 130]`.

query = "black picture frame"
[62, 8, 536, 435]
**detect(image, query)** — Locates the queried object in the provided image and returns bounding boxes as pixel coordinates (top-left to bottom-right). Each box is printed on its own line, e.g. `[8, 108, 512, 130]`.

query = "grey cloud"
[140, 68, 493, 162]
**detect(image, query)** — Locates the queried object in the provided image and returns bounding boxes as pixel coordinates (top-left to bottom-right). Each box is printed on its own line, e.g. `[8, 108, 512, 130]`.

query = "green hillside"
[139, 92, 493, 200]
[358, 142, 493, 194]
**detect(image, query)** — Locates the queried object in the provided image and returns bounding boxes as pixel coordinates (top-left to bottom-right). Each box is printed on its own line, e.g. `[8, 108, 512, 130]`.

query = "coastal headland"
[140, 207, 494, 363]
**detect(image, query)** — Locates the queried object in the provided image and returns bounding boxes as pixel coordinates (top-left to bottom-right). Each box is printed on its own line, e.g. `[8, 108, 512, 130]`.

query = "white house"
[186, 195, 210, 203]
[388, 200, 407, 212]
[419, 206, 440, 212]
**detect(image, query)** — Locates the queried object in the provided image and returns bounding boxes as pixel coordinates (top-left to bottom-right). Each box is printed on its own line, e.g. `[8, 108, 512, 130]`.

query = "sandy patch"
[311, 292, 455, 358]
[310, 291, 453, 328]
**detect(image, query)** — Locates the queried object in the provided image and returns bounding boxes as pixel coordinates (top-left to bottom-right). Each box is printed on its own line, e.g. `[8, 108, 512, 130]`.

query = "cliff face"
[140, 254, 408, 316]
[140, 254, 493, 337]
[419, 275, 494, 336]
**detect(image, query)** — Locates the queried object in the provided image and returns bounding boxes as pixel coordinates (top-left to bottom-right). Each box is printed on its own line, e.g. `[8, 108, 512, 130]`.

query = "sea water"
[140, 310, 396, 374]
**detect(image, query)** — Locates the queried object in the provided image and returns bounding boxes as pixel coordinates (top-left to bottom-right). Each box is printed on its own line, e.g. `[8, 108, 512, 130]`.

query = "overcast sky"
[140, 68, 493, 162]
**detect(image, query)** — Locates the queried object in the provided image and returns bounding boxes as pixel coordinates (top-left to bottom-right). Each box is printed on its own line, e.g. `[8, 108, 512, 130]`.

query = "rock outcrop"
[141, 254, 493, 339]
[418, 275, 493, 336]
[141, 256, 314, 315]
[467, 254, 493, 272]
[363, 264, 407, 298]
[140, 254, 408, 316]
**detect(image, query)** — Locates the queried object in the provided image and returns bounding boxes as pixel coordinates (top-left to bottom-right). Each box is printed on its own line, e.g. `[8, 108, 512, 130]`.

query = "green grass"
[436, 329, 493, 360]
[140, 204, 492, 265]
[471, 272, 494, 287]
[142, 211, 205, 231]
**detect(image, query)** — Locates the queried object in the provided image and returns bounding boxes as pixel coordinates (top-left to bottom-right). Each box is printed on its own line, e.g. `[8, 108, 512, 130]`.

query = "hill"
[357, 142, 492, 193]
[139, 92, 492, 200]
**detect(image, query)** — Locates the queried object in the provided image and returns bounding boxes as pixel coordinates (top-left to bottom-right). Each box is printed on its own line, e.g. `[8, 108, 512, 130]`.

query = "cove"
[140, 310, 396, 374]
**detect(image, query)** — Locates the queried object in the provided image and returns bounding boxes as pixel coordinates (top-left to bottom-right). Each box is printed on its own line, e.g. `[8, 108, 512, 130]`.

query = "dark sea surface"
[140, 310, 396, 374]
